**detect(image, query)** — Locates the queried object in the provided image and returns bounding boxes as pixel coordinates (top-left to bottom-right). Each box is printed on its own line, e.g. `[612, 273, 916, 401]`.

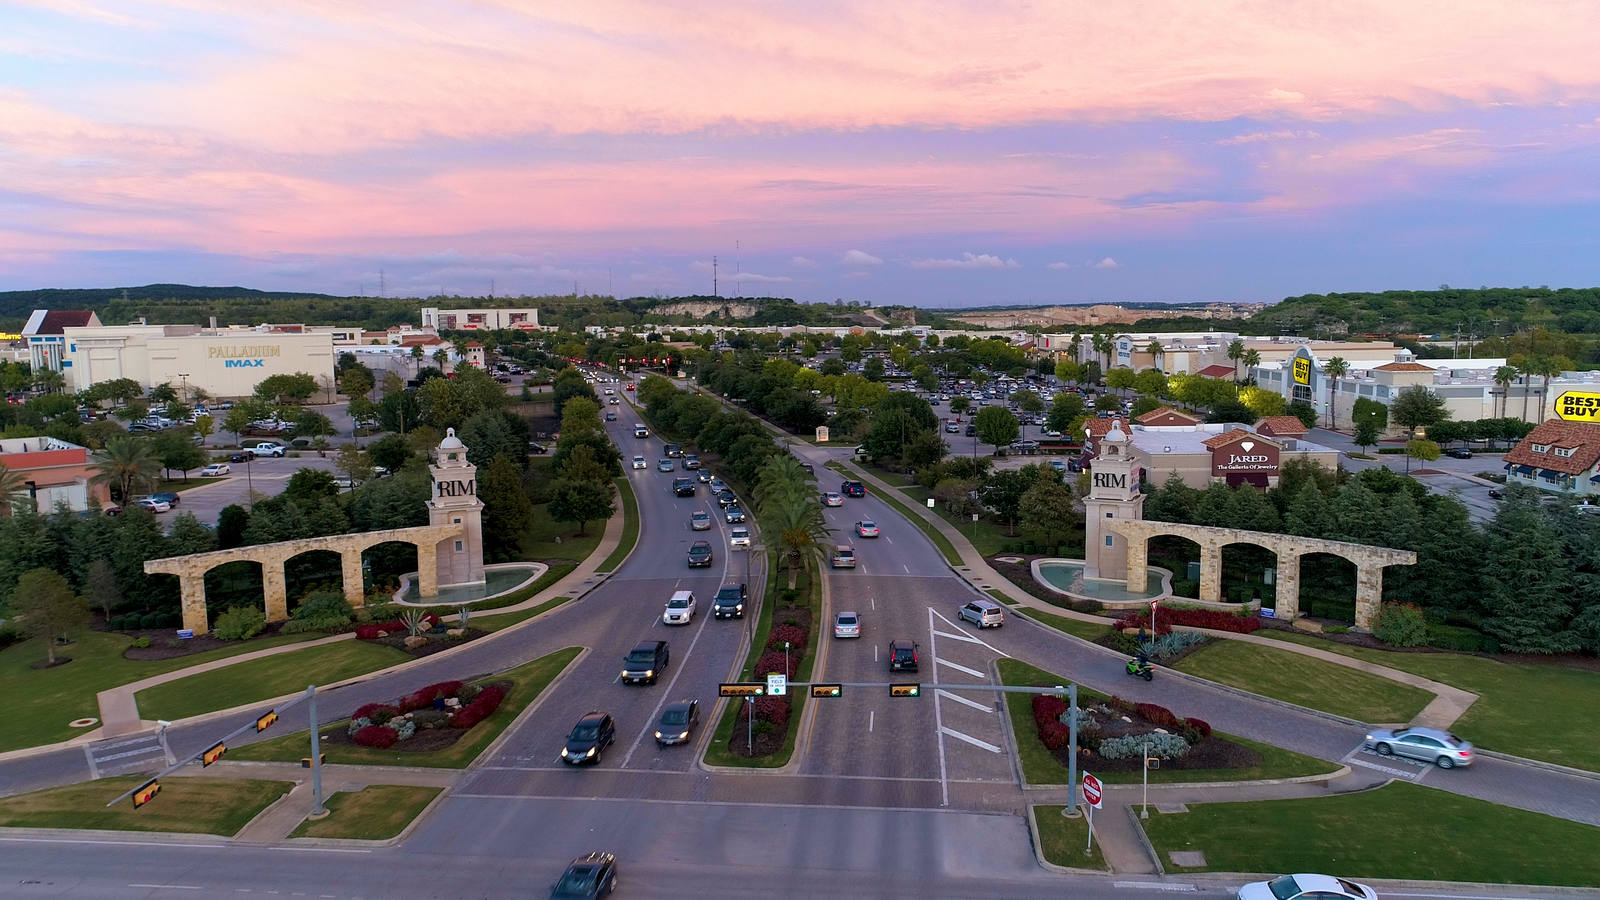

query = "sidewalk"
[81, 483, 630, 745]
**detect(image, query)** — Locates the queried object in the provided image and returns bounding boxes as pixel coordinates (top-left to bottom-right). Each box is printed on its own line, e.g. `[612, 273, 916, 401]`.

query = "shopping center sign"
[1211, 436, 1281, 476]
[1555, 390, 1600, 422]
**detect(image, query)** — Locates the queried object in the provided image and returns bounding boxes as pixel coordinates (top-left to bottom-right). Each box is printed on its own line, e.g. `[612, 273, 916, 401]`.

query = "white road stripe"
[928, 608, 1008, 656]
[1346, 756, 1424, 779]
[1113, 882, 1196, 893]
[935, 658, 984, 678]
[939, 726, 1000, 753]
[933, 628, 982, 644]
[129, 886, 202, 891]
[868, 710, 874, 732]
[936, 689, 994, 713]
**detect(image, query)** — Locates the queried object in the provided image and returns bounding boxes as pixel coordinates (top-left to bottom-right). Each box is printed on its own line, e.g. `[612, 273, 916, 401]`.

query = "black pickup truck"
[713, 583, 747, 619]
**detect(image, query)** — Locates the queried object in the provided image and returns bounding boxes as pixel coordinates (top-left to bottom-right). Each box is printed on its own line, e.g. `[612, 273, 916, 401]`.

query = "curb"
[1125, 804, 1164, 875]
[471, 646, 591, 767]
[277, 778, 451, 848]
[1477, 748, 1600, 783]
[1099, 765, 1352, 792]
[1024, 803, 1116, 875]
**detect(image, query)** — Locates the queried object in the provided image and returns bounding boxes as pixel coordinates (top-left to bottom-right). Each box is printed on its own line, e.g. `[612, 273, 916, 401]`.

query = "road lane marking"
[933, 629, 982, 644]
[869, 710, 874, 732]
[870, 596, 875, 610]
[928, 608, 1008, 656]
[936, 689, 994, 713]
[935, 658, 984, 678]
[902, 564, 910, 573]
[1113, 882, 1196, 892]
[129, 886, 202, 891]
[939, 727, 1000, 753]
[1345, 756, 1425, 780]
[926, 606, 950, 807]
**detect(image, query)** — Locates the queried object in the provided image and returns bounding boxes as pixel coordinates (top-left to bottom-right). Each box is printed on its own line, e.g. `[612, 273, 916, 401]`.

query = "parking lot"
[154, 453, 345, 529]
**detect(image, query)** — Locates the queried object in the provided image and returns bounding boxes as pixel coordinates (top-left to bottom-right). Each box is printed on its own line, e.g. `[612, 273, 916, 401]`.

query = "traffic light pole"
[306, 685, 328, 820]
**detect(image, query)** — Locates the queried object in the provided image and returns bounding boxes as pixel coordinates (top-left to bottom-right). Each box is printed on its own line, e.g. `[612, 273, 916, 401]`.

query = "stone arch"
[281, 548, 345, 612]
[1218, 538, 1278, 606]
[360, 539, 421, 597]
[202, 560, 264, 620]
[1147, 532, 1203, 596]
[1294, 551, 1359, 623]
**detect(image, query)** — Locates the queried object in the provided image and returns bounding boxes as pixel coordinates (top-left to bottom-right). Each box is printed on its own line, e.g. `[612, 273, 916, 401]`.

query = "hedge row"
[354, 613, 442, 640]
[1114, 605, 1261, 635]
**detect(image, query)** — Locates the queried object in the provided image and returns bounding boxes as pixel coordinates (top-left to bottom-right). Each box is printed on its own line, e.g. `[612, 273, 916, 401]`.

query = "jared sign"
[1212, 438, 1280, 475]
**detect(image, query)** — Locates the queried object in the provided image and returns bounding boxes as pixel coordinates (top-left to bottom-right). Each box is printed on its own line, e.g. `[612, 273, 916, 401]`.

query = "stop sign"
[1082, 771, 1103, 808]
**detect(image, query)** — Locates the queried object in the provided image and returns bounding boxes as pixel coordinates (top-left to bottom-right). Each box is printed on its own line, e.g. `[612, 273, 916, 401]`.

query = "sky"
[3, 1, 1599, 307]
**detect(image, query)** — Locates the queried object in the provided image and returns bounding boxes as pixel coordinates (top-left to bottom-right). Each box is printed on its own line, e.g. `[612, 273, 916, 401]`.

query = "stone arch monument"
[1082, 418, 1416, 631]
[145, 428, 488, 635]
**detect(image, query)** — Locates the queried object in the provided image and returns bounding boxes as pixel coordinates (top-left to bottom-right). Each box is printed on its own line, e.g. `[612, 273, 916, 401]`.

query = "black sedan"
[687, 540, 714, 568]
[654, 699, 700, 746]
[551, 851, 618, 898]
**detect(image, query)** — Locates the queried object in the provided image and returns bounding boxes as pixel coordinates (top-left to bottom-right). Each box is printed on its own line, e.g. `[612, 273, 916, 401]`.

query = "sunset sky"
[4, 1, 1599, 305]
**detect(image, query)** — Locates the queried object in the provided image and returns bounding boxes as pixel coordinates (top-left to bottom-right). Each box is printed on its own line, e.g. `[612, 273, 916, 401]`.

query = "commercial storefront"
[1082, 407, 1338, 489]
[0, 436, 110, 512]
[61, 324, 335, 398]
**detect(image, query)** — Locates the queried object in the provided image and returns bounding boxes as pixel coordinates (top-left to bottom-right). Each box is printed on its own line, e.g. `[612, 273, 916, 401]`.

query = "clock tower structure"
[428, 428, 485, 586]
[1082, 418, 1145, 580]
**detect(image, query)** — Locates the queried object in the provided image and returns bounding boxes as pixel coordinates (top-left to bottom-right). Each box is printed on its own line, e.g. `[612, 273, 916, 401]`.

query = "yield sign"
[1082, 771, 1103, 808]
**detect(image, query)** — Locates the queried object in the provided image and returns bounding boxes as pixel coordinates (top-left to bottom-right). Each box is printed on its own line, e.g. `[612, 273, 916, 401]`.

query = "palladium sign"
[210, 345, 282, 369]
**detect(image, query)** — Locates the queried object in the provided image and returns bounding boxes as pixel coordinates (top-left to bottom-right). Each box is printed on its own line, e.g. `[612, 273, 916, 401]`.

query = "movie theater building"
[59, 323, 335, 398]
[1082, 407, 1338, 490]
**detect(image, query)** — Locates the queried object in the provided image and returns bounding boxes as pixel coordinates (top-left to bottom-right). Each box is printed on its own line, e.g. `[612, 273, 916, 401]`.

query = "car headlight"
[678, 731, 689, 740]
[585, 747, 596, 758]
[654, 731, 663, 739]
[736, 604, 743, 612]
[645, 669, 654, 678]
[560, 747, 569, 757]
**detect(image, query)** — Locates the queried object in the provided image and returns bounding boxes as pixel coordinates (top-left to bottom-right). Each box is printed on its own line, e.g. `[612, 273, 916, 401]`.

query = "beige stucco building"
[61, 322, 335, 399]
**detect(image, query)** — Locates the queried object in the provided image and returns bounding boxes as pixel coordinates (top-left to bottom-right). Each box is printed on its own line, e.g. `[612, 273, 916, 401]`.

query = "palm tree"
[432, 348, 450, 372]
[91, 436, 160, 504]
[767, 492, 831, 585]
[409, 344, 425, 377]
[1241, 349, 1261, 382]
[1534, 356, 1570, 422]
[1493, 365, 1519, 419]
[754, 455, 811, 511]
[1092, 333, 1115, 372]
[1069, 332, 1083, 364]
[1323, 356, 1349, 429]
[1144, 339, 1163, 372]
[1225, 339, 1246, 382]
[0, 460, 30, 516]
[1516, 358, 1537, 423]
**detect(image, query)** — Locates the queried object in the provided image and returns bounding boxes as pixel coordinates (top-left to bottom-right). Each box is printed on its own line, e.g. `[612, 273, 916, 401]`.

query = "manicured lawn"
[1143, 780, 1600, 886]
[226, 647, 580, 768]
[829, 461, 961, 565]
[1033, 806, 1108, 871]
[0, 776, 292, 836]
[473, 595, 573, 632]
[1172, 639, 1432, 724]
[997, 659, 1339, 787]
[1259, 630, 1600, 771]
[0, 630, 323, 753]
[519, 497, 603, 563]
[1016, 607, 1115, 642]
[596, 476, 639, 572]
[135, 640, 411, 721]
[288, 784, 442, 840]
[896, 481, 1015, 558]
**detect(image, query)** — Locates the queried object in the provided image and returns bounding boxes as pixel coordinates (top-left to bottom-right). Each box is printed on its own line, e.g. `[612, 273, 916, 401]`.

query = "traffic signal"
[719, 682, 766, 697]
[811, 684, 842, 698]
[132, 779, 161, 809]
[200, 742, 226, 767]
[889, 683, 921, 697]
[302, 753, 326, 768]
[255, 709, 278, 732]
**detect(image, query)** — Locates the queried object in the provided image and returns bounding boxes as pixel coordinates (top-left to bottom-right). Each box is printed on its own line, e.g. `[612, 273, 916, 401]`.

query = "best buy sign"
[1555, 391, 1600, 422]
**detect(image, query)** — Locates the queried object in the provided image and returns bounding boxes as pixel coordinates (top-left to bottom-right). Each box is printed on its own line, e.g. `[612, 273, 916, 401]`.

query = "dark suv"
[672, 477, 696, 497]
[888, 640, 919, 672]
[841, 479, 865, 498]
[621, 640, 669, 684]
[687, 540, 713, 568]
[713, 583, 747, 619]
[560, 712, 616, 765]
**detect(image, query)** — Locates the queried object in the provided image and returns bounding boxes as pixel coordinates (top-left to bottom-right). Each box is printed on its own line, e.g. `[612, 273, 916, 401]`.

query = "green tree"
[547, 478, 614, 536]
[766, 491, 831, 580]
[948, 396, 972, 417]
[152, 429, 207, 480]
[284, 468, 340, 505]
[1481, 494, 1578, 653]
[980, 467, 1037, 535]
[1046, 393, 1085, 434]
[1352, 397, 1389, 434]
[253, 372, 318, 404]
[479, 453, 535, 562]
[1286, 399, 1317, 429]
[1403, 438, 1441, 474]
[1019, 471, 1076, 553]
[334, 444, 374, 488]
[560, 396, 602, 438]
[863, 393, 939, 462]
[974, 405, 1019, 449]
[85, 557, 122, 622]
[1225, 338, 1246, 381]
[1353, 416, 1382, 453]
[1105, 367, 1136, 397]
[1132, 368, 1167, 398]
[0, 460, 30, 516]
[1391, 385, 1450, 438]
[10, 568, 90, 664]
[1322, 356, 1349, 429]
[92, 436, 160, 502]
[293, 410, 335, 441]
[1012, 389, 1045, 414]
[216, 504, 250, 549]
[337, 363, 376, 401]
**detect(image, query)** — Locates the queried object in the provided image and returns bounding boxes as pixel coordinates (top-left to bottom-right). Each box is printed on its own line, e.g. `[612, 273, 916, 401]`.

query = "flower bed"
[1028, 691, 1253, 774]
[1115, 604, 1261, 635]
[332, 678, 512, 753]
[729, 605, 810, 757]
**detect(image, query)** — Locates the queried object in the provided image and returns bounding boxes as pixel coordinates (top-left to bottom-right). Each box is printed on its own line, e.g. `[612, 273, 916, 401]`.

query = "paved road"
[1308, 426, 1507, 523]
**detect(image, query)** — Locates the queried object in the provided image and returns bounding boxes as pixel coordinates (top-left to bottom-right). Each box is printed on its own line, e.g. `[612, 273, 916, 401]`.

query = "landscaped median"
[135, 640, 412, 721]
[227, 647, 580, 767]
[825, 460, 962, 566]
[596, 476, 640, 573]
[1141, 780, 1600, 887]
[1031, 805, 1108, 871]
[0, 775, 293, 835]
[288, 784, 443, 840]
[997, 659, 1340, 786]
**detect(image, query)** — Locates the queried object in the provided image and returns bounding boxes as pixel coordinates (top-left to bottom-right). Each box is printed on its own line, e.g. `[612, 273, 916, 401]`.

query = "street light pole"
[177, 373, 190, 406]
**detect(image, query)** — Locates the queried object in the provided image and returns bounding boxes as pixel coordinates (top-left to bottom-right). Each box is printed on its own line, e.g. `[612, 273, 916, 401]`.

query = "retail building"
[59, 320, 335, 398]
[421, 306, 541, 331]
[0, 436, 110, 512]
[1082, 407, 1339, 489]
[1502, 420, 1600, 498]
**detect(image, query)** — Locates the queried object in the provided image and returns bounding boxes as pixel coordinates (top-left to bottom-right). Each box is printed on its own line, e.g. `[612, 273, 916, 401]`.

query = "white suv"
[729, 525, 751, 549]
[662, 590, 696, 625]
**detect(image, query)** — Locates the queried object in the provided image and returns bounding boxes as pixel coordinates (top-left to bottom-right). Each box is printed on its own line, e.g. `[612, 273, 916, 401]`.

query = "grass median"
[596, 476, 640, 573]
[135, 639, 411, 722]
[0, 776, 292, 836]
[827, 461, 962, 566]
[1259, 630, 1600, 771]
[997, 658, 1339, 786]
[1171, 639, 1432, 724]
[1033, 805, 1109, 871]
[1142, 780, 1600, 886]
[226, 646, 580, 768]
[289, 785, 442, 840]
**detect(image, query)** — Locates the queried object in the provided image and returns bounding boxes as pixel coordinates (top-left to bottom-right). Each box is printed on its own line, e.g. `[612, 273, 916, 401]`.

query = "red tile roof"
[1372, 362, 1435, 372]
[1135, 406, 1201, 426]
[33, 310, 97, 334]
[1196, 364, 1236, 378]
[1503, 419, 1600, 476]
[1255, 415, 1309, 437]
[1082, 418, 1118, 436]
[1201, 429, 1281, 450]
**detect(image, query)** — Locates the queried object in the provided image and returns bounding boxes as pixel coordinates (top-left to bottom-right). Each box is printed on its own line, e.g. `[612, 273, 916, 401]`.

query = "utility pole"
[713, 256, 718, 298]
[379, 270, 385, 297]
[306, 685, 328, 819]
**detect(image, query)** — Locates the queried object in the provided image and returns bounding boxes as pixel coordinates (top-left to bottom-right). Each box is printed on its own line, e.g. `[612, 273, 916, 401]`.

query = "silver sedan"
[1364, 726, 1474, 768]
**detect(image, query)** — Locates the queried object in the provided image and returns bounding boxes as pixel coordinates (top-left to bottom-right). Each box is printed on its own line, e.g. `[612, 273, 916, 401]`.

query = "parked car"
[1236, 874, 1376, 900]
[728, 525, 751, 549]
[620, 640, 669, 684]
[687, 540, 714, 568]
[833, 611, 861, 639]
[528, 441, 549, 454]
[150, 491, 180, 508]
[944, 422, 960, 433]
[135, 497, 170, 513]
[888, 639, 919, 672]
[854, 520, 879, 538]
[251, 442, 287, 458]
[200, 463, 230, 477]
[713, 583, 747, 619]
[559, 713, 616, 766]
[1363, 726, 1473, 768]
[632, 456, 648, 470]
[1488, 488, 1504, 499]
[690, 510, 711, 531]
[1446, 447, 1473, 459]
[662, 590, 696, 625]
[229, 450, 255, 463]
[821, 491, 844, 507]
[654, 700, 700, 746]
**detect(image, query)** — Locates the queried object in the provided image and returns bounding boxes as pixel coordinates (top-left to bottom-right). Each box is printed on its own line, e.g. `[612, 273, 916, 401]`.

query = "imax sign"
[224, 359, 266, 368]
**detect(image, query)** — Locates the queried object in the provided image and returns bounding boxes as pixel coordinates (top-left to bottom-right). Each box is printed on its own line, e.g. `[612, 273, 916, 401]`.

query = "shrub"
[1325, 624, 1351, 635]
[410, 708, 449, 730]
[766, 624, 808, 650]
[755, 650, 797, 679]
[1038, 720, 1070, 751]
[212, 606, 267, 641]
[457, 683, 482, 703]
[281, 591, 354, 634]
[346, 716, 372, 735]
[1031, 694, 1067, 727]
[1425, 622, 1490, 652]
[1182, 717, 1212, 739]
[352, 703, 400, 724]
[451, 684, 507, 729]
[752, 720, 776, 737]
[1099, 732, 1190, 760]
[752, 696, 791, 726]
[1145, 631, 1207, 660]
[1114, 605, 1261, 636]
[400, 680, 465, 712]
[362, 601, 403, 622]
[1373, 602, 1428, 648]
[354, 624, 384, 640]
[130, 636, 151, 649]
[351, 725, 398, 748]
[1105, 629, 1142, 655]
[1134, 702, 1181, 729]
[1075, 724, 1104, 753]
[392, 718, 417, 741]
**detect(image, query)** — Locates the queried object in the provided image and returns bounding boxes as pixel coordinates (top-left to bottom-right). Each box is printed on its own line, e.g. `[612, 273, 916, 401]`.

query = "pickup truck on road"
[713, 583, 747, 619]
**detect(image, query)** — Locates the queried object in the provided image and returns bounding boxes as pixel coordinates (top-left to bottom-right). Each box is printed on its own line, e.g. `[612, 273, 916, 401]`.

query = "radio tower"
[712, 256, 718, 298]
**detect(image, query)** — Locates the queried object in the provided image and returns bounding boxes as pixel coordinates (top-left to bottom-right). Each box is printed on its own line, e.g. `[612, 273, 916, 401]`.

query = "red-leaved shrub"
[1183, 717, 1212, 738]
[1134, 702, 1181, 729]
[752, 696, 791, 726]
[1038, 720, 1070, 751]
[1115, 606, 1261, 635]
[401, 680, 465, 712]
[1032, 695, 1067, 728]
[766, 624, 808, 651]
[754, 650, 798, 679]
[352, 703, 399, 723]
[351, 725, 398, 748]
[450, 684, 506, 729]
[354, 625, 384, 640]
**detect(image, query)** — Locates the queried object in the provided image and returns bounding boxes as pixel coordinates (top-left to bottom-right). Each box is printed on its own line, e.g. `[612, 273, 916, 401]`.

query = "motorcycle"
[1125, 657, 1153, 681]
